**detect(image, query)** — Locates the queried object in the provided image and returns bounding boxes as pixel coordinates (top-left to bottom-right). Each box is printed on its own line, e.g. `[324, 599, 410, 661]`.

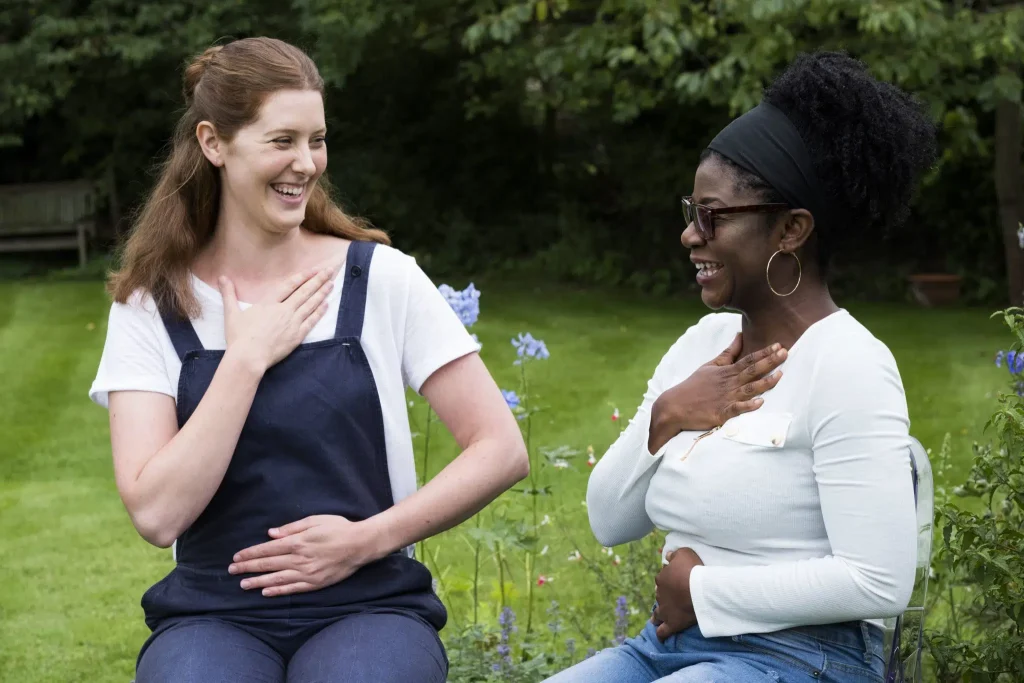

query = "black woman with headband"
[545, 52, 936, 683]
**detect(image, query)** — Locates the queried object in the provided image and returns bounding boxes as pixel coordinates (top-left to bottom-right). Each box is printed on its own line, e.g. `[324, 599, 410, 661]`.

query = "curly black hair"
[703, 51, 937, 272]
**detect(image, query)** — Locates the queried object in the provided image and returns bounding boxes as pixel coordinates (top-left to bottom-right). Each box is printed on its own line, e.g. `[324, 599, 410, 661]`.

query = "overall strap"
[335, 240, 377, 340]
[156, 299, 205, 361]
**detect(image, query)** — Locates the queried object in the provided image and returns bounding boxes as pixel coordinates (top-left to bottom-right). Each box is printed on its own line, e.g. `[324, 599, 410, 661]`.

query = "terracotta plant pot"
[907, 273, 962, 307]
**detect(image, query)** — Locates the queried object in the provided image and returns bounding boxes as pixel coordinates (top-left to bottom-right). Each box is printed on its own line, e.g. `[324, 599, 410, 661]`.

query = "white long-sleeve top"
[586, 309, 917, 638]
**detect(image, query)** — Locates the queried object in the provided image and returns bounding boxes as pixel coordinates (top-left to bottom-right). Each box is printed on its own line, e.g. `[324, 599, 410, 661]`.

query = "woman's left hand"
[229, 515, 381, 597]
[651, 547, 705, 641]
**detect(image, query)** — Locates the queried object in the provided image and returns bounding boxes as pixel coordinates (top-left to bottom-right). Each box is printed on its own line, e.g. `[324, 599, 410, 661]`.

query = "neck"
[738, 278, 839, 353]
[197, 200, 309, 284]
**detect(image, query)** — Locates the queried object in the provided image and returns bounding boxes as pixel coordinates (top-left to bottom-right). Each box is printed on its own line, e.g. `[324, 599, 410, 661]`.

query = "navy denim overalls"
[139, 240, 445, 662]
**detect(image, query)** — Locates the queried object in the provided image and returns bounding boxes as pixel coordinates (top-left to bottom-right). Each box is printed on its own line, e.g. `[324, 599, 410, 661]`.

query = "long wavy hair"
[108, 37, 389, 318]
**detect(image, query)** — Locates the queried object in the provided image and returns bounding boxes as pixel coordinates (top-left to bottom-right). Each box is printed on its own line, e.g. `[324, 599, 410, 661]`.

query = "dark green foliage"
[0, 0, 1019, 301]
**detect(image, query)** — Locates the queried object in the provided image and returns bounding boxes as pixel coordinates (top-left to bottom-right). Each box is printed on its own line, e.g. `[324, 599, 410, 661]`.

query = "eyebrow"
[695, 195, 724, 206]
[266, 128, 327, 137]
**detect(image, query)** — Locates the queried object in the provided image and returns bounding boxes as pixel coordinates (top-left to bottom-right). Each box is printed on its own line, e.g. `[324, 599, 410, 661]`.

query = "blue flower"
[494, 606, 517, 673]
[1002, 350, 1024, 375]
[438, 282, 481, 328]
[613, 595, 629, 645]
[511, 332, 550, 364]
[501, 390, 520, 411]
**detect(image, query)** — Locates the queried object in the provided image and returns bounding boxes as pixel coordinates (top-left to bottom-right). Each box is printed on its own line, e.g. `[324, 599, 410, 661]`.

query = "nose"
[292, 144, 317, 176]
[680, 220, 705, 249]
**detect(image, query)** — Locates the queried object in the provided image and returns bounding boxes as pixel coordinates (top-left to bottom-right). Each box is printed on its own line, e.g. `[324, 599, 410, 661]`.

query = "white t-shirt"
[586, 309, 918, 638]
[89, 243, 480, 511]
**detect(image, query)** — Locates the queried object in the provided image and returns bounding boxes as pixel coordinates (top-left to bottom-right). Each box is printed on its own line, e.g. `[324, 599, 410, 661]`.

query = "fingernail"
[232, 553, 241, 562]
[228, 564, 237, 574]
[771, 343, 780, 351]
[776, 350, 786, 358]
[240, 580, 250, 589]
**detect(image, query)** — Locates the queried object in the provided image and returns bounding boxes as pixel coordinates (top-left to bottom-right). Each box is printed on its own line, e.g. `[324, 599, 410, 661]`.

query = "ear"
[776, 208, 815, 253]
[196, 121, 224, 167]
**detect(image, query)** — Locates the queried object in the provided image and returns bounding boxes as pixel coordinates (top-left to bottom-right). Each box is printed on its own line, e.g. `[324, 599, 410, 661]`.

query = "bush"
[925, 308, 1024, 682]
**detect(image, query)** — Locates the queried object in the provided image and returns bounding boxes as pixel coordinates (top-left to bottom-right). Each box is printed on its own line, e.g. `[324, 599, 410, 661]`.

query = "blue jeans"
[134, 611, 448, 683]
[543, 620, 884, 683]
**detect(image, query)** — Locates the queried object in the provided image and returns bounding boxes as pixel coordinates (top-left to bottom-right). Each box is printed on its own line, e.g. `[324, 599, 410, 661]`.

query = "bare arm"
[108, 268, 334, 547]
[224, 350, 529, 596]
[109, 353, 263, 547]
[365, 352, 529, 555]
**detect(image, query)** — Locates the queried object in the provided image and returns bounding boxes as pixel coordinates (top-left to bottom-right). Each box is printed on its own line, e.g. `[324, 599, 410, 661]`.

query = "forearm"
[586, 406, 664, 547]
[364, 435, 529, 558]
[689, 549, 916, 638]
[126, 350, 263, 546]
[690, 404, 917, 637]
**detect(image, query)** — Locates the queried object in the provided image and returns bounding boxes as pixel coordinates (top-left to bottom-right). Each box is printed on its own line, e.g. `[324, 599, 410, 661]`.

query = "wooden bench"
[0, 181, 97, 268]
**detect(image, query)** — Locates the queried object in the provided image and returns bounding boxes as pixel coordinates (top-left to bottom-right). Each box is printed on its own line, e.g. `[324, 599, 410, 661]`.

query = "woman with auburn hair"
[90, 37, 528, 682]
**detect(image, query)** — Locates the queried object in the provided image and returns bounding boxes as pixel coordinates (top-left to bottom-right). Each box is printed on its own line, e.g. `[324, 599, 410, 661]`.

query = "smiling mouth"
[271, 183, 306, 199]
[695, 261, 723, 281]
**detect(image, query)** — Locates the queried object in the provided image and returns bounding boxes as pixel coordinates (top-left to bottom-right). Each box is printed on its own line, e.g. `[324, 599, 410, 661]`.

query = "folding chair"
[882, 436, 933, 682]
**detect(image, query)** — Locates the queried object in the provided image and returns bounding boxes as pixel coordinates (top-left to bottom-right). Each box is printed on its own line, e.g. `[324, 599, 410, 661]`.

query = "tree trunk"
[995, 97, 1023, 307]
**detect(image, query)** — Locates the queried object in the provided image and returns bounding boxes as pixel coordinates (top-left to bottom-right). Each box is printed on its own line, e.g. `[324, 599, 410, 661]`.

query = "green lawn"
[0, 277, 1008, 682]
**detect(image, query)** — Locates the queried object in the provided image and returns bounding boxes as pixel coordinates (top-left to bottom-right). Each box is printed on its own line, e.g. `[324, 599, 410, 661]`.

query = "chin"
[263, 208, 308, 234]
[700, 287, 733, 311]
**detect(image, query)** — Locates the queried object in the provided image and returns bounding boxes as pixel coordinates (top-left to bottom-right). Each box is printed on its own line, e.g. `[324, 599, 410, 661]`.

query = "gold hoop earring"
[766, 250, 801, 297]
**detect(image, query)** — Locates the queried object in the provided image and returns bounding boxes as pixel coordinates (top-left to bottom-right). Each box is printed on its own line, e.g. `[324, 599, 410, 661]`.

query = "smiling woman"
[90, 37, 528, 683]
[544, 51, 938, 683]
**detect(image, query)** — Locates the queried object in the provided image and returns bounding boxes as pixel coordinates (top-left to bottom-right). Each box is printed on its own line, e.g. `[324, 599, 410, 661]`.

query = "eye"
[271, 137, 291, 146]
[311, 136, 326, 147]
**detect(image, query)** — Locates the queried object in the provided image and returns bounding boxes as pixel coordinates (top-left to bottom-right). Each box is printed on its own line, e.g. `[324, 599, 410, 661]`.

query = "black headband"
[707, 102, 831, 232]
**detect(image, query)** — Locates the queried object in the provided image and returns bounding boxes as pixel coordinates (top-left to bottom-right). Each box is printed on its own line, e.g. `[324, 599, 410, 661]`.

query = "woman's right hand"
[649, 334, 787, 449]
[219, 267, 335, 373]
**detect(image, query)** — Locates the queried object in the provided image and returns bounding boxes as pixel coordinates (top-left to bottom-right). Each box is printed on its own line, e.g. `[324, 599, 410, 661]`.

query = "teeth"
[272, 184, 304, 197]
[696, 262, 722, 270]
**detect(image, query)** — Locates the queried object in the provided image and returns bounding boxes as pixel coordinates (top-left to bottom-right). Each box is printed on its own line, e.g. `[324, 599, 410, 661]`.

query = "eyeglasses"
[681, 196, 789, 241]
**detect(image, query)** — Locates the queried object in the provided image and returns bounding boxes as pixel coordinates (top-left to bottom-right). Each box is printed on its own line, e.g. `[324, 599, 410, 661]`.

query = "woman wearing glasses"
[545, 52, 935, 682]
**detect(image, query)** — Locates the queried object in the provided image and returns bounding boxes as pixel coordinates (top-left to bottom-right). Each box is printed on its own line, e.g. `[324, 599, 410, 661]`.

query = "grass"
[0, 275, 1009, 682]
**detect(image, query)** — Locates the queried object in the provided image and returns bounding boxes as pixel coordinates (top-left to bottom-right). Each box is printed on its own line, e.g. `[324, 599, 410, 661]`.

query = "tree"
[0, 0, 412, 232]
[460, 0, 1024, 300]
